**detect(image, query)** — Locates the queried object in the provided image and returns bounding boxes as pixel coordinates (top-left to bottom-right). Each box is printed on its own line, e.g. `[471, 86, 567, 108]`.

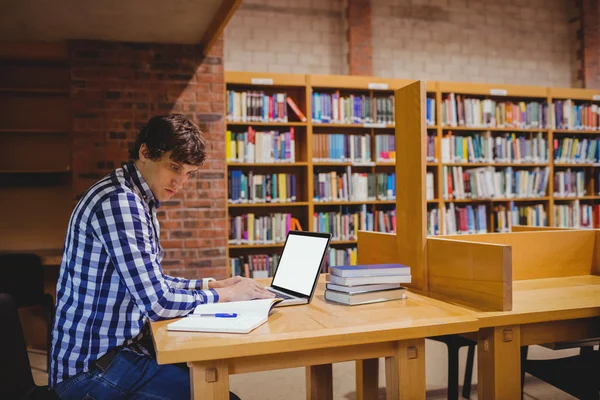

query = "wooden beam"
[201, 0, 242, 57]
[395, 81, 428, 292]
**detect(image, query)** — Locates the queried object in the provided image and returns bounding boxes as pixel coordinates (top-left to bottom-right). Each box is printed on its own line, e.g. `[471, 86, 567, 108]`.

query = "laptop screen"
[271, 233, 330, 296]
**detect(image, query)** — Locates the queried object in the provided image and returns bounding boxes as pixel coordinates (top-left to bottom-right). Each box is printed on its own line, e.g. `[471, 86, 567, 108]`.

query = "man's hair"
[129, 114, 206, 166]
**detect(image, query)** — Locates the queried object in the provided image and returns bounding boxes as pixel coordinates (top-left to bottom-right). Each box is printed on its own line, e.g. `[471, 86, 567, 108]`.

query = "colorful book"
[326, 274, 412, 286]
[326, 282, 401, 294]
[330, 263, 411, 278]
[324, 288, 406, 305]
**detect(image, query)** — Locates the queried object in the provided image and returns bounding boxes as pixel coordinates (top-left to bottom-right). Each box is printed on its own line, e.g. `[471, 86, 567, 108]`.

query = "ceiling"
[0, 0, 239, 51]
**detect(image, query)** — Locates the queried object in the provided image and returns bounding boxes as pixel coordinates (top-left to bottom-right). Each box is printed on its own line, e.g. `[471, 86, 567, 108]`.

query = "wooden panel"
[510, 225, 573, 232]
[549, 87, 600, 101]
[593, 230, 600, 276]
[0, 42, 68, 61]
[441, 231, 596, 279]
[357, 231, 399, 264]
[385, 339, 426, 400]
[477, 326, 521, 400]
[356, 358, 379, 400]
[189, 360, 230, 400]
[201, 0, 242, 57]
[438, 81, 547, 98]
[0, 133, 70, 171]
[228, 342, 394, 374]
[0, 186, 73, 251]
[0, 64, 69, 92]
[306, 364, 333, 400]
[309, 74, 436, 92]
[0, 96, 70, 131]
[225, 71, 306, 87]
[520, 318, 600, 346]
[427, 237, 512, 311]
[395, 81, 428, 292]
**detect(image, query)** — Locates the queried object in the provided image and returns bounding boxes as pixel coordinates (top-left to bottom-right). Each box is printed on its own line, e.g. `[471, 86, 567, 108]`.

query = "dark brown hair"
[129, 114, 206, 166]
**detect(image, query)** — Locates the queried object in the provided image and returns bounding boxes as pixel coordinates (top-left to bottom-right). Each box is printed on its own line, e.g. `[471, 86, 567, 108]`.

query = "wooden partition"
[441, 230, 596, 280]
[427, 237, 512, 311]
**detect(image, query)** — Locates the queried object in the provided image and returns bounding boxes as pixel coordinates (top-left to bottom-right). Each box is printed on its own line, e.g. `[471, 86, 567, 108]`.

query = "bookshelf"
[0, 46, 73, 254]
[224, 71, 600, 277]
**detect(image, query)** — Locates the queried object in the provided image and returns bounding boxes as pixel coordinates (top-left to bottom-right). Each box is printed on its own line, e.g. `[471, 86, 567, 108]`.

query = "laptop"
[265, 231, 332, 306]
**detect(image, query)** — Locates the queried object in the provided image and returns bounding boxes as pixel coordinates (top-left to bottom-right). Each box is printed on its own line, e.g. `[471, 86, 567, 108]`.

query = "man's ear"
[138, 143, 150, 163]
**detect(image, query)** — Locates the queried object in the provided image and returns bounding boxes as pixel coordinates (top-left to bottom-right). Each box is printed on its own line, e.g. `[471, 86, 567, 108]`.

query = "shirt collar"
[125, 161, 161, 209]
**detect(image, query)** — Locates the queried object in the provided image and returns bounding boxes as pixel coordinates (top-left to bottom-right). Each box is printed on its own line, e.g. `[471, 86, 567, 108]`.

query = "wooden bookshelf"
[224, 72, 600, 276]
[0, 46, 73, 255]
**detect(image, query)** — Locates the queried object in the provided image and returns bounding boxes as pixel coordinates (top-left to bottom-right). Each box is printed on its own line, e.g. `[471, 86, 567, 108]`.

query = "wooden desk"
[434, 275, 600, 399]
[151, 279, 479, 400]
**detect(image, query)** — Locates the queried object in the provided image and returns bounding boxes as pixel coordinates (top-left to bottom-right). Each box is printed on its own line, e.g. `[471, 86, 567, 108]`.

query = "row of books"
[230, 254, 280, 279]
[443, 203, 489, 235]
[228, 213, 302, 245]
[228, 171, 297, 204]
[226, 91, 306, 123]
[313, 208, 397, 238]
[324, 264, 410, 306]
[442, 166, 550, 200]
[312, 134, 372, 163]
[312, 92, 395, 125]
[553, 170, 586, 198]
[552, 101, 600, 131]
[328, 247, 357, 268]
[313, 170, 396, 202]
[427, 203, 549, 235]
[441, 94, 549, 129]
[554, 137, 600, 164]
[226, 129, 296, 163]
[554, 200, 600, 229]
[440, 132, 548, 164]
[494, 204, 547, 232]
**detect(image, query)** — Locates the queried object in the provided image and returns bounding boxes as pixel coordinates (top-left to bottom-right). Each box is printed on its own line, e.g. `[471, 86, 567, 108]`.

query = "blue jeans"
[54, 348, 241, 400]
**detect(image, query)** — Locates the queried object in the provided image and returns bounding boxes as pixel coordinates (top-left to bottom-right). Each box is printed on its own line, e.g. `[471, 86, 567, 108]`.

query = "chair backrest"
[0, 253, 44, 308]
[0, 293, 36, 399]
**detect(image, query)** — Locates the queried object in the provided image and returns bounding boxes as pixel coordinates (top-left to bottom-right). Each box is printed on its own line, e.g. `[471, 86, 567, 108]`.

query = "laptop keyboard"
[266, 288, 295, 300]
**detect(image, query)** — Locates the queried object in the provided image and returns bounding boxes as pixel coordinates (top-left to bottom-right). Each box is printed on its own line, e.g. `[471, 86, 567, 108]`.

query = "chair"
[0, 253, 55, 365]
[522, 342, 600, 400]
[0, 293, 59, 399]
[429, 335, 476, 400]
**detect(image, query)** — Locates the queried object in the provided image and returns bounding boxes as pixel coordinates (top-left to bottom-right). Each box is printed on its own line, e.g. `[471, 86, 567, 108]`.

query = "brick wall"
[224, 0, 347, 74]
[224, 0, 580, 87]
[69, 37, 228, 279]
[582, 0, 600, 88]
[372, 0, 574, 86]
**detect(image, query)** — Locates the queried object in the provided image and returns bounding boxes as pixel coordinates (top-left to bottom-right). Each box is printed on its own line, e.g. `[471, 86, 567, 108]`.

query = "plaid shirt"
[49, 162, 219, 387]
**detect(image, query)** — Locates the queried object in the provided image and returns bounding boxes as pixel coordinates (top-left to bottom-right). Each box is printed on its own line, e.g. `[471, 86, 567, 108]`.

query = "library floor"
[30, 344, 577, 399]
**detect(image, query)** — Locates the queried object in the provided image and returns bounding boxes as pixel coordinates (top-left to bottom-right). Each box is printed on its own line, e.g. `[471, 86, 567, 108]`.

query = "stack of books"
[324, 263, 411, 305]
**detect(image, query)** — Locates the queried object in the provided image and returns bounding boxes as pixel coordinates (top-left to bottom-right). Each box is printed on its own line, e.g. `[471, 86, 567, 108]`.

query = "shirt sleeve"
[91, 191, 219, 321]
[161, 274, 203, 290]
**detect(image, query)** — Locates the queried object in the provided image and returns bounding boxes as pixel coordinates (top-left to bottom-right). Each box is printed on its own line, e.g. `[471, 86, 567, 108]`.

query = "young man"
[50, 114, 273, 399]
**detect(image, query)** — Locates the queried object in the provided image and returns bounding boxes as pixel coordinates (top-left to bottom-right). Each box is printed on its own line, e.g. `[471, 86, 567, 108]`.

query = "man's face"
[137, 145, 199, 202]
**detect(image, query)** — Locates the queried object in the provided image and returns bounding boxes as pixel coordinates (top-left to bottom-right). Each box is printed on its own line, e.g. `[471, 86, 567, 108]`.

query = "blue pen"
[188, 313, 237, 318]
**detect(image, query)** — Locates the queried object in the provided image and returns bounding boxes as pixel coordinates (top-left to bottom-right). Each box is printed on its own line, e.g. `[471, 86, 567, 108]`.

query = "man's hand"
[213, 277, 275, 302]
[208, 276, 246, 289]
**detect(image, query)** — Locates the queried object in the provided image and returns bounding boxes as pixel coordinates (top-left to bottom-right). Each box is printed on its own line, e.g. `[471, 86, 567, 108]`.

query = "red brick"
[347, 0, 373, 76]
[70, 39, 226, 275]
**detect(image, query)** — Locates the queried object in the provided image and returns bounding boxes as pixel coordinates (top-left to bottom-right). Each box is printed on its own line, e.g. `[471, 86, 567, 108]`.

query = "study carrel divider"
[357, 80, 600, 313]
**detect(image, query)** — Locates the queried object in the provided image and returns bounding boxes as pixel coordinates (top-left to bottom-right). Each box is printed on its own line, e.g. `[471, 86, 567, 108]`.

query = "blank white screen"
[272, 234, 329, 296]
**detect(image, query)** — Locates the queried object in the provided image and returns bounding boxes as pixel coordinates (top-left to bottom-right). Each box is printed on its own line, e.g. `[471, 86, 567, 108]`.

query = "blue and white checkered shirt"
[49, 162, 219, 387]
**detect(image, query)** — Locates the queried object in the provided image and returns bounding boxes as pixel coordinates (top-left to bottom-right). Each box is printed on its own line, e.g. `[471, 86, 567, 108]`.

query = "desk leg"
[385, 338, 425, 400]
[477, 325, 521, 400]
[188, 360, 230, 400]
[306, 364, 333, 400]
[356, 358, 379, 400]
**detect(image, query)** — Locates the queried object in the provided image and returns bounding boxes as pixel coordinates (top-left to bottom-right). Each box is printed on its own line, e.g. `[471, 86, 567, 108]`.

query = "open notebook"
[167, 298, 282, 334]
